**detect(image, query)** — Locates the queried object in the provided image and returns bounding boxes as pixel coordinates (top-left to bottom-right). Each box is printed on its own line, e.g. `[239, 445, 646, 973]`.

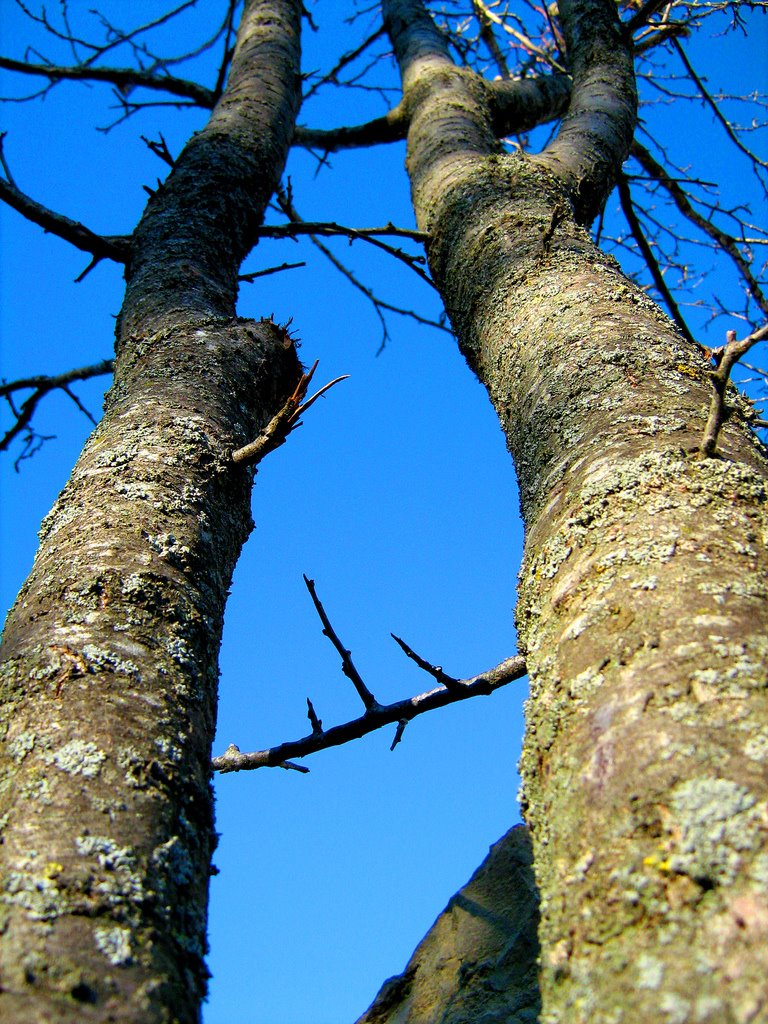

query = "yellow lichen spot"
[676, 364, 700, 379]
[44, 861, 64, 879]
[643, 852, 673, 873]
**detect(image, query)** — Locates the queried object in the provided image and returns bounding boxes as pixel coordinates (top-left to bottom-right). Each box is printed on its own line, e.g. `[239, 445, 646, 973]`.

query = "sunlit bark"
[0, 3, 302, 1021]
[382, 0, 768, 1020]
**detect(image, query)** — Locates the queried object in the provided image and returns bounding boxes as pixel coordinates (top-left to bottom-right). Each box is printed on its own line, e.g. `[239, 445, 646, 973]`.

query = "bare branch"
[390, 632, 462, 692]
[1, 358, 114, 455]
[256, 219, 429, 245]
[303, 575, 380, 711]
[0, 56, 216, 107]
[294, 105, 408, 151]
[212, 655, 528, 772]
[625, 0, 673, 35]
[238, 260, 306, 283]
[303, 26, 386, 101]
[631, 140, 768, 316]
[670, 36, 768, 177]
[231, 359, 349, 468]
[616, 174, 697, 346]
[701, 324, 768, 456]
[0, 174, 129, 263]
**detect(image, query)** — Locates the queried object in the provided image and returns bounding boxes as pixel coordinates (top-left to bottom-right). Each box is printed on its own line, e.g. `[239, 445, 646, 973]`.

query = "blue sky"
[1, 3, 766, 1022]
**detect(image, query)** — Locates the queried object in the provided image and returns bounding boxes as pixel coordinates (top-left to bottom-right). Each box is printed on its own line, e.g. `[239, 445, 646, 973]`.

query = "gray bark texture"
[0, 2, 302, 1021]
[356, 826, 540, 1024]
[383, 0, 768, 1021]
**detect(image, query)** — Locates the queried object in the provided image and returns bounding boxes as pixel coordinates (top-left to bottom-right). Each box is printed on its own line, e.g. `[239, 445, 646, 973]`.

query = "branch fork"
[231, 360, 349, 468]
[700, 324, 768, 457]
[212, 576, 527, 774]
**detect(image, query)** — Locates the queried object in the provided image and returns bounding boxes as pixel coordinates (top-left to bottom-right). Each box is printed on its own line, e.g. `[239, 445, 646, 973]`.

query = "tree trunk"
[0, 2, 302, 1021]
[384, 0, 768, 1020]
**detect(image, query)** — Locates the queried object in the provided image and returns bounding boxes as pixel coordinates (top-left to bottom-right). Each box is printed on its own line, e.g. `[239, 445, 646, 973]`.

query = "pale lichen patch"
[48, 740, 106, 778]
[667, 778, 762, 885]
[94, 925, 133, 966]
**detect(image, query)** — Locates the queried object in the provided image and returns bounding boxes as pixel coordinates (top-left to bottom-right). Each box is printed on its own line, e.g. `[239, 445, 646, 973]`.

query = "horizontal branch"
[295, 73, 572, 153]
[212, 653, 527, 773]
[294, 105, 408, 152]
[0, 177, 130, 263]
[255, 220, 428, 243]
[1, 358, 114, 454]
[0, 56, 215, 107]
[213, 575, 526, 774]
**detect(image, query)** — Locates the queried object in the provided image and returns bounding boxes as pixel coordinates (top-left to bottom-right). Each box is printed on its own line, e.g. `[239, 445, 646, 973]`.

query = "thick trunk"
[384, 0, 768, 1020]
[0, 2, 302, 1021]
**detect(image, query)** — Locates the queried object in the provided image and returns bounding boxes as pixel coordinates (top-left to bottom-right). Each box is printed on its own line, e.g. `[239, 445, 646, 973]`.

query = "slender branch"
[256, 220, 428, 244]
[670, 37, 768, 174]
[273, 189, 435, 286]
[630, 140, 768, 315]
[303, 575, 380, 711]
[625, 0, 672, 35]
[294, 105, 408, 151]
[0, 56, 216, 107]
[238, 260, 306, 283]
[616, 174, 697, 347]
[390, 632, 462, 692]
[1, 358, 114, 454]
[0, 176, 130, 263]
[471, 0, 512, 79]
[700, 324, 768, 457]
[231, 360, 349, 468]
[303, 26, 386, 101]
[212, 653, 529, 771]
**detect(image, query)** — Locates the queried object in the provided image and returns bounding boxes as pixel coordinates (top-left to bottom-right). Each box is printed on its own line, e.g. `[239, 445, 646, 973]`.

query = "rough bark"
[384, 0, 768, 1021]
[0, 2, 303, 1022]
[355, 826, 540, 1024]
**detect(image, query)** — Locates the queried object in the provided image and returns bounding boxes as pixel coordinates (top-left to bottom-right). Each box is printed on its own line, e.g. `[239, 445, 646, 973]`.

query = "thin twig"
[303, 575, 379, 711]
[238, 260, 306, 283]
[390, 633, 462, 692]
[303, 26, 386, 101]
[616, 174, 697, 347]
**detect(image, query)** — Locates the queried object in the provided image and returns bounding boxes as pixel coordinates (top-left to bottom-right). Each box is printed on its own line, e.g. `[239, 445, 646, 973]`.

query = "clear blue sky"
[0, 4, 765, 1022]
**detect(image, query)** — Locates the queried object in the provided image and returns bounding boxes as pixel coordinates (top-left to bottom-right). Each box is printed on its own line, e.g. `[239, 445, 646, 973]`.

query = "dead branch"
[0, 56, 215, 107]
[212, 576, 527, 774]
[700, 324, 768, 456]
[0, 173, 129, 264]
[1, 358, 114, 456]
[231, 360, 349, 468]
[616, 174, 697, 346]
[630, 140, 768, 316]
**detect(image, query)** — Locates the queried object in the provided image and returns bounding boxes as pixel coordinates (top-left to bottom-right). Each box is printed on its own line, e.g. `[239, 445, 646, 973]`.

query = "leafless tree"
[0, 1, 766, 1022]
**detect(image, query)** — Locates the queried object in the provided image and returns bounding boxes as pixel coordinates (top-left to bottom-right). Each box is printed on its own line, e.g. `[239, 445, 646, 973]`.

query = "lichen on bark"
[0, 2, 304, 1021]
